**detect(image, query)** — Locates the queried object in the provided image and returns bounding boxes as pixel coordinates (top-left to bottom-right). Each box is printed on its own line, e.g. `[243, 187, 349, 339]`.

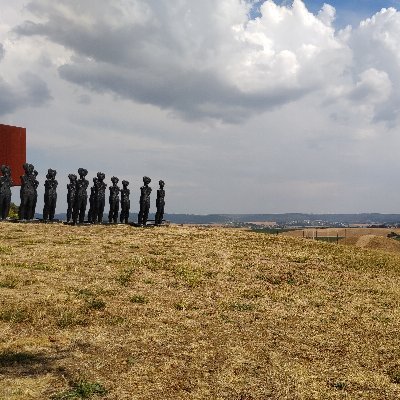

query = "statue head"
[78, 168, 88, 178]
[23, 163, 30, 174]
[111, 176, 119, 185]
[68, 174, 77, 182]
[93, 177, 98, 183]
[122, 180, 129, 187]
[159, 180, 165, 188]
[0, 165, 9, 176]
[47, 169, 56, 179]
[96, 172, 105, 181]
[143, 176, 151, 185]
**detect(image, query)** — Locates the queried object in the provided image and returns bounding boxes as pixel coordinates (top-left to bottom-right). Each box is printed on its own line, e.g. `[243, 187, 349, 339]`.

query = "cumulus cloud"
[0, 72, 52, 116]
[14, 0, 353, 122]
[346, 7, 400, 124]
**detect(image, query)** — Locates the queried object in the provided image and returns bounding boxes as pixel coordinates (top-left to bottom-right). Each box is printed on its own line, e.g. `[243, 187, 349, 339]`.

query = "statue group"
[0, 164, 166, 225]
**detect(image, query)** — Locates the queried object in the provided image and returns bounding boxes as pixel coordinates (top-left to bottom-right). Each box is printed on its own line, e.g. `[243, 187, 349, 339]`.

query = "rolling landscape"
[1, 222, 400, 399]
[2, 0, 400, 398]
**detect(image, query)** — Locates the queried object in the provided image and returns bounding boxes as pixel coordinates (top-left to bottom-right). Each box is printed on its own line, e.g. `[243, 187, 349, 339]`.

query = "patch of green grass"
[0, 245, 12, 254]
[0, 274, 18, 288]
[10, 262, 52, 271]
[85, 297, 106, 310]
[116, 267, 135, 286]
[228, 302, 255, 312]
[56, 310, 88, 328]
[241, 289, 264, 300]
[52, 380, 107, 399]
[130, 295, 148, 304]
[74, 288, 95, 298]
[329, 380, 347, 390]
[174, 301, 186, 311]
[174, 264, 203, 287]
[388, 365, 400, 384]
[0, 306, 30, 323]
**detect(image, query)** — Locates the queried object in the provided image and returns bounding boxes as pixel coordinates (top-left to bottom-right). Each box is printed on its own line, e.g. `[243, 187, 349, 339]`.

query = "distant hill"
[41, 212, 400, 225]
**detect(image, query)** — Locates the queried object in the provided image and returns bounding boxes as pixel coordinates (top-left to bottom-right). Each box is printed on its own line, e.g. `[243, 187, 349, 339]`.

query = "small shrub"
[52, 380, 107, 399]
[174, 301, 186, 311]
[7, 203, 19, 219]
[0, 274, 18, 289]
[130, 295, 148, 304]
[388, 365, 400, 384]
[0, 306, 30, 323]
[0, 245, 12, 254]
[85, 298, 106, 310]
[329, 380, 346, 390]
[116, 267, 135, 286]
[241, 289, 264, 300]
[56, 310, 87, 328]
[174, 264, 203, 287]
[229, 302, 255, 312]
[74, 288, 95, 298]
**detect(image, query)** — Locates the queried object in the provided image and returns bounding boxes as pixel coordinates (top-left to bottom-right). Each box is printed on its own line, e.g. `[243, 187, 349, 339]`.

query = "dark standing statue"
[0, 165, 13, 220]
[43, 169, 58, 221]
[95, 172, 107, 223]
[87, 177, 98, 223]
[67, 174, 77, 223]
[73, 168, 89, 224]
[108, 176, 120, 224]
[155, 180, 165, 226]
[138, 176, 152, 226]
[120, 180, 130, 224]
[31, 170, 39, 220]
[19, 163, 36, 220]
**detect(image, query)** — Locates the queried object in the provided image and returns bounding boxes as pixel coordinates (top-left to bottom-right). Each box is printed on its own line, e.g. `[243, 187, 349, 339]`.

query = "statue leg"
[31, 194, 37, 220]
[120, 206, 124, 223]
[79, 198, 86, 223]
[138, 204, 143, 225]
[49, 196, 56, 220]
[143, 203, 150, 225]
[67, 198, 73, 222]
[0, 194, 4, 219]
[4, 194, 11, 219]
[108, 200, 114, 223]
[72, 198, 80, 224]
[159, 205, 164, 224]
[43, 195, 50, 221]
[114, 201, 119, 223]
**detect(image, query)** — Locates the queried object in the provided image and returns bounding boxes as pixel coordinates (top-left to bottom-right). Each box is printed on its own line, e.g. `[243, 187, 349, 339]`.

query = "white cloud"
[2, 1, 400, 213]
[13, 0, 350, 122]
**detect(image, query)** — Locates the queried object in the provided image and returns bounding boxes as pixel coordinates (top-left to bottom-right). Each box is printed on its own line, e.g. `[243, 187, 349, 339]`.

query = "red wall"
[0, 124, 27, 186]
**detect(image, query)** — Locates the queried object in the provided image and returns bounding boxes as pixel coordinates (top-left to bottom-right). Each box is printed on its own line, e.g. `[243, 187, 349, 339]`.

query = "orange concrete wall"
[0, 124, 27, 186]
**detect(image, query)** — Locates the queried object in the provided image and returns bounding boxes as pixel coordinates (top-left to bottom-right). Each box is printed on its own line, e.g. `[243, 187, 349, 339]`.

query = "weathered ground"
[0, 223, 399, 399]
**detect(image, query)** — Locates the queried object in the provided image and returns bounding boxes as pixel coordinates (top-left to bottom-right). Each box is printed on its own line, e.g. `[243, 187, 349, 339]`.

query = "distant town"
[46, 212, 400, 229]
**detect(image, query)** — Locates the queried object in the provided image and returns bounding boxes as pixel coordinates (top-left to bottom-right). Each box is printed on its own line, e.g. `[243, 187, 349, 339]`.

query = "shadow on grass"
[0, 350, 65, 377]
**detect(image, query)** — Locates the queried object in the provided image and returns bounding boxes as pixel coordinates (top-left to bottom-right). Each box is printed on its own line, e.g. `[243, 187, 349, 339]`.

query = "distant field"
[282, 228, 400, 253]
[282, 227, 400, 238]
[1, 223, 400, 399]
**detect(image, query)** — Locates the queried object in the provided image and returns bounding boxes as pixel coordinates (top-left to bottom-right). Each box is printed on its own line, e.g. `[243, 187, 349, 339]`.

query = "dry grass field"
[0, 223, 400, 399]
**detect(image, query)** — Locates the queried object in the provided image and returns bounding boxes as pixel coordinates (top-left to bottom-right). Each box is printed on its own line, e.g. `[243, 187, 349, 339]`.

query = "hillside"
[0, 223, 400, 399]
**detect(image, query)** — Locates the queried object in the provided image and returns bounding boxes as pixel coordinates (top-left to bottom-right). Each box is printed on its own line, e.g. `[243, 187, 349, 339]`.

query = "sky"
[1, 0, 400, 215]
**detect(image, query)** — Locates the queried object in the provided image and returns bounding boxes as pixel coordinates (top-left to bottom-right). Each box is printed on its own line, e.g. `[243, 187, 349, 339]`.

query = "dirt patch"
[352, 234, 400, 253]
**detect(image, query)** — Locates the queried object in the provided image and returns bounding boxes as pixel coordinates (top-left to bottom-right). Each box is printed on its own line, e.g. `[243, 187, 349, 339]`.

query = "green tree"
[8, 202, 19, 219]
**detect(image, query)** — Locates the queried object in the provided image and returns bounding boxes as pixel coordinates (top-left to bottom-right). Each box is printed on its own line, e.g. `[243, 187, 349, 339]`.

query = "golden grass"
[0, 222, 400, 399]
